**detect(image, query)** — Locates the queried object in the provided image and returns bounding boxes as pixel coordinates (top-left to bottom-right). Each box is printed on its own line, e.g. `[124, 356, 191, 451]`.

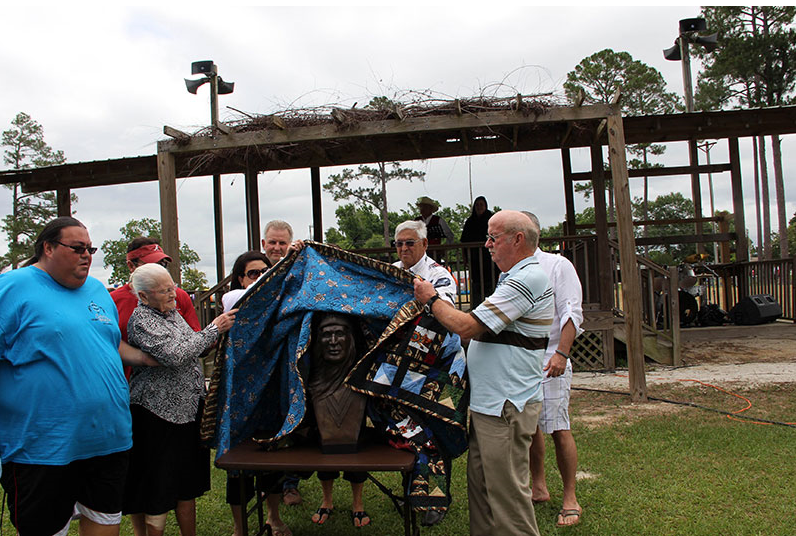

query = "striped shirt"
[467, 254, 554, 416]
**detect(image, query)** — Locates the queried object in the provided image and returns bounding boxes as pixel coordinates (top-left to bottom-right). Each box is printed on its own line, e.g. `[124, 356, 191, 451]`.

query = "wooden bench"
[215, 439, 419, 536]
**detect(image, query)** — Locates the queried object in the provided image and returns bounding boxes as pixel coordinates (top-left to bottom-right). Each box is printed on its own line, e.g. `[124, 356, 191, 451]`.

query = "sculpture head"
[317, 314, 356, 366]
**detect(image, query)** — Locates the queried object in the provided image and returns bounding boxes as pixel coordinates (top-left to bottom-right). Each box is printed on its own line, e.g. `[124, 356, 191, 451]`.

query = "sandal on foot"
[351, 510, 371, 527]
[311, 507, 333, 525]
[556, 508, 582, 527]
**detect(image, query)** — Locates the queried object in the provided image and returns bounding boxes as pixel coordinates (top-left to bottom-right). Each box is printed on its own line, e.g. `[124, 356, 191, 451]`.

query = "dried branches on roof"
[186, 92, 564, 138]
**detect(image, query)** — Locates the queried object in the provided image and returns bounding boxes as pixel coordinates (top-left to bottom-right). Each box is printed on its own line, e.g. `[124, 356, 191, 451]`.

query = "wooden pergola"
[4, 102, 796, 401]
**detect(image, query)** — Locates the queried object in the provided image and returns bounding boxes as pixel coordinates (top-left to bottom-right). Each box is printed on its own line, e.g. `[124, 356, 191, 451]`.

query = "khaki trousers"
[467, 400, 541, 536]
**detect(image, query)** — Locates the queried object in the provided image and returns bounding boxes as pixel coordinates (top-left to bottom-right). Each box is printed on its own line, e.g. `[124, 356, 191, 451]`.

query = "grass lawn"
[3, 381, 794, 535]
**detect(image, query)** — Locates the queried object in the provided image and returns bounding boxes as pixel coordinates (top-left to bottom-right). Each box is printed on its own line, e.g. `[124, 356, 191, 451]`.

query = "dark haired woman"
[221, 251, 270, 312]
[460, 196, 497, 305]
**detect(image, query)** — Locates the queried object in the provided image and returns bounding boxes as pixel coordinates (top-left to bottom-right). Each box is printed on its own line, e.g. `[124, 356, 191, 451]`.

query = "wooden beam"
[668, 266, 681, 366]
[56, 189, 71, 217]
[272, 115, 288, 130]
[157, 151, 180, 284]
[576, 216, 725, 229]
[570, 163, 733, 181]
[163, 125, 190, 140]
[573, 88, 585, 107]
[688, 140, 705, 254]
[561, 148, 576, 240]
[407, 134, 424, 159]
[311, 167, 323, 242]
[728, 137, 748, 261]
[460, 129, 470, 152]
[245, 167, 260, 251]
[590, 144, 612, 312]
[213, 174, 225, 283]
[15, 106, 796, 194]
[593, 119, 607, 144]
[354, 139, 379, 162]
[633, 233, 735, 246]
[606, 111, 646, 402]
[160, 105, 614, 154]
[560, 123, 573, 147]
[309, 144, 335, 166]
[331, 108, 348, 125]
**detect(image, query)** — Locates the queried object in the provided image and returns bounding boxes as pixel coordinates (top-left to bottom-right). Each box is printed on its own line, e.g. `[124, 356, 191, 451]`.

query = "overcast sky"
[2, 5, 793, 285]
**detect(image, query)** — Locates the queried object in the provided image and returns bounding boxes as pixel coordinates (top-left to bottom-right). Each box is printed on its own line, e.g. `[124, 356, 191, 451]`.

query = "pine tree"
[1, 112, 72, 268]
[695, 6, 796, 258]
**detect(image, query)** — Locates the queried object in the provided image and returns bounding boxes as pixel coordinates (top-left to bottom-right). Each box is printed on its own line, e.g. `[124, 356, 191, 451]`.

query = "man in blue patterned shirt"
[414, 210, 554, 536]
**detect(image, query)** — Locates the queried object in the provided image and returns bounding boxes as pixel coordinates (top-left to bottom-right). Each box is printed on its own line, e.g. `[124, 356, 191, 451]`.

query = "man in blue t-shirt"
[0, 217, 141, 536]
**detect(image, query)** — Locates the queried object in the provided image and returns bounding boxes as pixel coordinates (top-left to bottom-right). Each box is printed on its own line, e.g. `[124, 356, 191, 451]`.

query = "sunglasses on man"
[54, 241, 98, 255]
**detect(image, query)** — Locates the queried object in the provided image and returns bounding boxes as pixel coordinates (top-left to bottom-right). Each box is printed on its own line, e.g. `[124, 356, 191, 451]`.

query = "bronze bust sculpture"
[308, 313, 367, 453]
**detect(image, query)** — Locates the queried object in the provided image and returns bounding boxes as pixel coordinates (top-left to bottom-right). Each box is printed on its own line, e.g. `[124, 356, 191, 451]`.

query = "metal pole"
[679, 36, 695, 113]
[210, 65, 224, 283]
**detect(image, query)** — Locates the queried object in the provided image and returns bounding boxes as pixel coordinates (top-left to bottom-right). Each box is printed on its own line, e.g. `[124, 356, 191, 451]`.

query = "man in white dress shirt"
[523, 211, 584, 528]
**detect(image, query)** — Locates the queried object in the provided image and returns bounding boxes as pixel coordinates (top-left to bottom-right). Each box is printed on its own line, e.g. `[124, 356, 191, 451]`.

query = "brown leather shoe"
[282, 487, 303, 506]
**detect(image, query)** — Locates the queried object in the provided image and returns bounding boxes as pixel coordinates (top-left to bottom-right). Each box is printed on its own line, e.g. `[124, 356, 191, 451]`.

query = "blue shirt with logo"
[0, 266, 132, 465]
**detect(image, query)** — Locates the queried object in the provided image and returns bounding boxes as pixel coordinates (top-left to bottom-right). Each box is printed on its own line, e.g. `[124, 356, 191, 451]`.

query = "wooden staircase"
[607, 240, 682, 367]
[613, 320, 675, 365]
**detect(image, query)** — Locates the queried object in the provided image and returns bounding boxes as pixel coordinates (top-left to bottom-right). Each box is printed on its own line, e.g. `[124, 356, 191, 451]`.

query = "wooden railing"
[711, 257, 795, 320]
[192, 273, 233, 327]
[189, 241, 793, 339]
[608, 240, 680, 363]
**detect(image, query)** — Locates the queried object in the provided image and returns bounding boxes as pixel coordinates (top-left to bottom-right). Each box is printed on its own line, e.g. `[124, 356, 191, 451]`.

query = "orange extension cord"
[590, 372, 796, 427]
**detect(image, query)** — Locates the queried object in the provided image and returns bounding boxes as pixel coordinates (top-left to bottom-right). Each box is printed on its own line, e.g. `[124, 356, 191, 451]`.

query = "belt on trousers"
[474, 330, 549, 350]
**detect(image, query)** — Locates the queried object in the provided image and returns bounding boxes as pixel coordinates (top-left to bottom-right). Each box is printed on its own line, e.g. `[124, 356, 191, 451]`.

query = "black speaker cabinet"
[730, 294, 782, 325]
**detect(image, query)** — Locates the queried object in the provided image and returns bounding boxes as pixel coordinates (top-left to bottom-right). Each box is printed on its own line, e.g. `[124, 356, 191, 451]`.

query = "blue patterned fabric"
[203, 243, 415, 458]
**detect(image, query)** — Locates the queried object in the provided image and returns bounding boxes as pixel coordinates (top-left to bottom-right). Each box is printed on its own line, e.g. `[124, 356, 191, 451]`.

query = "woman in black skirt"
[123, 264, 237, 536]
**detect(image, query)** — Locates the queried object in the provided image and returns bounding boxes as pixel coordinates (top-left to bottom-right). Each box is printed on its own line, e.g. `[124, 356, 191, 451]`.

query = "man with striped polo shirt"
[414, 210, 554, 536]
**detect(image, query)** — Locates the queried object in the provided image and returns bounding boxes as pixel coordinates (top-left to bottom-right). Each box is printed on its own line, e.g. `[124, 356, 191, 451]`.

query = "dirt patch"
[572, 393, 689, 427]
[682, 337, 796, 364]
[571, 331, 796, 425]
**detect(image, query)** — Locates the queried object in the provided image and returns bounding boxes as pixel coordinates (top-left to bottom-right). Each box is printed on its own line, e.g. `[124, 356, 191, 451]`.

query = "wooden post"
[213, 174, 225, 283]
[244, 167, 261, 251]
[688, 139, 704, 254]
[311, 167, 323, 242]
[791, 257, 796, 324]
[561, 148, 576, 249]
[590, 144, 613, 311]
[157, 150, 180, 284]
[606, 111, 647, 402]
[668, 266, 681, 366]
[728, 137, 748, 261]
[718, 214, 731, 264]
[56, 189, 71, 217]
